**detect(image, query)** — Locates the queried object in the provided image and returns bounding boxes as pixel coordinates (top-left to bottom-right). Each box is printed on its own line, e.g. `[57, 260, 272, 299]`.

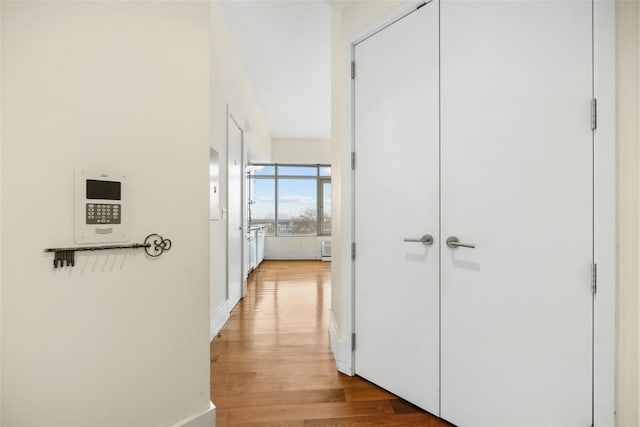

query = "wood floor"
[210, 260, 452, 427]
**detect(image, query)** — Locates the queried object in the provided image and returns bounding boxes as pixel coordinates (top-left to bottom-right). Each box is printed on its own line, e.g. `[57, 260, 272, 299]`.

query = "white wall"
[265, 236, 329, 261]
[271, 138, 331, 164]
[0, 1, 3, 420]
[618, 0, 640, 425]
[209, 2, 272, 338]
[1, 2, 211, 426]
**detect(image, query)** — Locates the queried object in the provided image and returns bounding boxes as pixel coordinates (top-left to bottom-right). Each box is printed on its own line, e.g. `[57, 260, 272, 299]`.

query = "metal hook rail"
[45, 233, 172, 268]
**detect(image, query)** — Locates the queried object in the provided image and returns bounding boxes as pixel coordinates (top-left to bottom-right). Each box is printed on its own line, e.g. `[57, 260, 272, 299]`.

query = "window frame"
[318, 177, 331, 236]
[248, 163, 331, 237]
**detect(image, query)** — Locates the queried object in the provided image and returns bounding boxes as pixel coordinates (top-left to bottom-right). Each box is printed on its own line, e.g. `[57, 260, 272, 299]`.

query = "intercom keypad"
[86, 203, 121, 224]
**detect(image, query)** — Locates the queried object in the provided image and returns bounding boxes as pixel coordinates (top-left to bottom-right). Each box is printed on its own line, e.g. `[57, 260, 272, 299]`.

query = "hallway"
[210, 261, 451, 426]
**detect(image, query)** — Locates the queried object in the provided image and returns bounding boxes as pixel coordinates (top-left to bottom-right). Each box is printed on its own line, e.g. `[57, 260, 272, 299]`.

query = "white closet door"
[227, 116, 243, 310]
[440, 2, 593, 426]
[354, 3, 440, 413]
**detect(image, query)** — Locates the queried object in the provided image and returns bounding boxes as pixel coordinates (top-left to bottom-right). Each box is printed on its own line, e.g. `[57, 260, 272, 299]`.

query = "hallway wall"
[617, 0, 640, 425]
[271, 138, 331, 164]
[209, 2, 272, 339]
[0, 2, 3, 421]
[1, 2, 211, 425]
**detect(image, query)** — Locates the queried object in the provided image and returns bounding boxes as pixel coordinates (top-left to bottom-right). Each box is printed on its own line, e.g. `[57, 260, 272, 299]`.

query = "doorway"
[227, 113, 244, 309]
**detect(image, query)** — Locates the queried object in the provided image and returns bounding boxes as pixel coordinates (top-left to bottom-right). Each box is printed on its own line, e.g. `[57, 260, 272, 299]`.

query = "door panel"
[354, 3, 440, 413]
[440, 2, 593, 426]
[228, 116, 243, 310]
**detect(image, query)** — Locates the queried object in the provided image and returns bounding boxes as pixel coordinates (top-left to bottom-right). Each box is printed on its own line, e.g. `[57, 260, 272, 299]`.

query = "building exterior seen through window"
[248, 164, 331, 237]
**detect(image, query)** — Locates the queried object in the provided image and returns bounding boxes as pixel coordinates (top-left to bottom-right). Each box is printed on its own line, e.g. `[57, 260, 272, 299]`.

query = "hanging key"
[53, 251, 62, 268]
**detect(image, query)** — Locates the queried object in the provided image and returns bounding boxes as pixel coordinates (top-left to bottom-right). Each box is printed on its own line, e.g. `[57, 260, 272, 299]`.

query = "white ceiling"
[218, 1, 332, 140]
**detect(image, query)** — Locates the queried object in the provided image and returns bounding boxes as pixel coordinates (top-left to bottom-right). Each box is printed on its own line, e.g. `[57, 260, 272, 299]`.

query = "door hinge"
[591, 98, 597, 130]
[351, 61, 356, 79]
[351, 152, 356, 170]
[351, 242, 356, 260]
[351, 333, 356, 350]
[591, 263, 597, 295]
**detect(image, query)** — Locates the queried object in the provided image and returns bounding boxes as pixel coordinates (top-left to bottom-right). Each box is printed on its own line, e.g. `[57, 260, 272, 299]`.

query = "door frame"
[341, 1, 615, 425]
[226, 105, 245, 308]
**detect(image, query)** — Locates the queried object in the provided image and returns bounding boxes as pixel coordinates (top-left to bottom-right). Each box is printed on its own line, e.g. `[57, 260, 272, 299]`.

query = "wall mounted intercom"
[74, 169, 130, 244]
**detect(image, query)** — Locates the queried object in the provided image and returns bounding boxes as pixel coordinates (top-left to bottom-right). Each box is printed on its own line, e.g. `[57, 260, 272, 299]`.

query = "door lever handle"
[403, 234, 434, 247]
[446, 236, 475, 249]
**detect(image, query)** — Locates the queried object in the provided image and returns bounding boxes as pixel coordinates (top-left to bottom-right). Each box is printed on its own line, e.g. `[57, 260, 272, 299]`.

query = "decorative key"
[45, 233, 171, 268]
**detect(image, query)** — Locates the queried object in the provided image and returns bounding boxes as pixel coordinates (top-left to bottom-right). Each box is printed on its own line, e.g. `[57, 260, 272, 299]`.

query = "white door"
[353, 3, 440, 414]
[440, 2, 593, 426]
[227, 116, 243, 310]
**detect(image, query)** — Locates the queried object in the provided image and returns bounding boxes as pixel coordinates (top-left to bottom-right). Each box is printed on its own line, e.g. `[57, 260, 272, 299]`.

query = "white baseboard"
[170, 402, 215, 427]
[210, 301, 230, 342]
[265, 250, 320, 260]
[329, 309, 348, 374]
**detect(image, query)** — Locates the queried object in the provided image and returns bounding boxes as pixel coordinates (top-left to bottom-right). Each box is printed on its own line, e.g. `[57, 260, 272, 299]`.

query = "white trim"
[169, 402, 215, 427]
[227, 104, 246, 134]
[349, 1, 424, 47]
[329, 309, 347, 374]
[345, 0, 617, 421]
[344, 38, 355, 376]
[210, 300, 230, 342]
[593, 1, 616, 426]
[265, 251, 319, 260]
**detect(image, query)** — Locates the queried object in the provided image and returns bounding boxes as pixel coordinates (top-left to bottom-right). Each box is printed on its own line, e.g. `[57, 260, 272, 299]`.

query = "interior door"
[439, 2, 593, 426]
[227, 116, 244, 310]
[353, 3, 440, 413]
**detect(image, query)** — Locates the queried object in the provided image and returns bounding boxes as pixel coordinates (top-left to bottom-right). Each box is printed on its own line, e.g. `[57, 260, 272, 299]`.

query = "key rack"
[45, 233, 172, 268]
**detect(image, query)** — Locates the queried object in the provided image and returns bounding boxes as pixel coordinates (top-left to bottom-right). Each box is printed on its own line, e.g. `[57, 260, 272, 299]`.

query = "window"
[278, 178, 317, 236]
[248, 164, 331, 236]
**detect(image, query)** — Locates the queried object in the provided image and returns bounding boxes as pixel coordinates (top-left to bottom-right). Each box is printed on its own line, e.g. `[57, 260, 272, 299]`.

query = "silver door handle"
[403, 234, 434, 247]
[446, 236, 475, 249]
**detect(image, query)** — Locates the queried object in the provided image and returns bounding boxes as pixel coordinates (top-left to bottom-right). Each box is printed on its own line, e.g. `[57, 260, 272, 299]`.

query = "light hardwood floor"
[211, 260, 452, 427]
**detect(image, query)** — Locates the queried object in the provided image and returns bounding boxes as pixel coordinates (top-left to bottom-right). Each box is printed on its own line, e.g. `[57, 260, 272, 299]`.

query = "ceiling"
[218, 1, 332, 140]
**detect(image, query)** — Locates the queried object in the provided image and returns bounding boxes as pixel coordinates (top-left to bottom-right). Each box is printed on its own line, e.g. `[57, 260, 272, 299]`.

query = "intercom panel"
[74, 169, 130, 244]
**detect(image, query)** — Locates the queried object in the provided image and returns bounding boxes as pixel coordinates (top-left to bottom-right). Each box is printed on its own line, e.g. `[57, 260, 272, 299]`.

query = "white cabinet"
[247, 225, 266, 273]
[246, 233, 256, 273]
[256, 227, 265, 265]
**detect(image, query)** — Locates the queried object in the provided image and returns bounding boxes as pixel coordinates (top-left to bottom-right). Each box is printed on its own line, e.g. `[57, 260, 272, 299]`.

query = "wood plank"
[213, 388, 346, 408]
[210, 260, 451, 427]
[304, 413, 448, 427]
[223, 401, 395, 425]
